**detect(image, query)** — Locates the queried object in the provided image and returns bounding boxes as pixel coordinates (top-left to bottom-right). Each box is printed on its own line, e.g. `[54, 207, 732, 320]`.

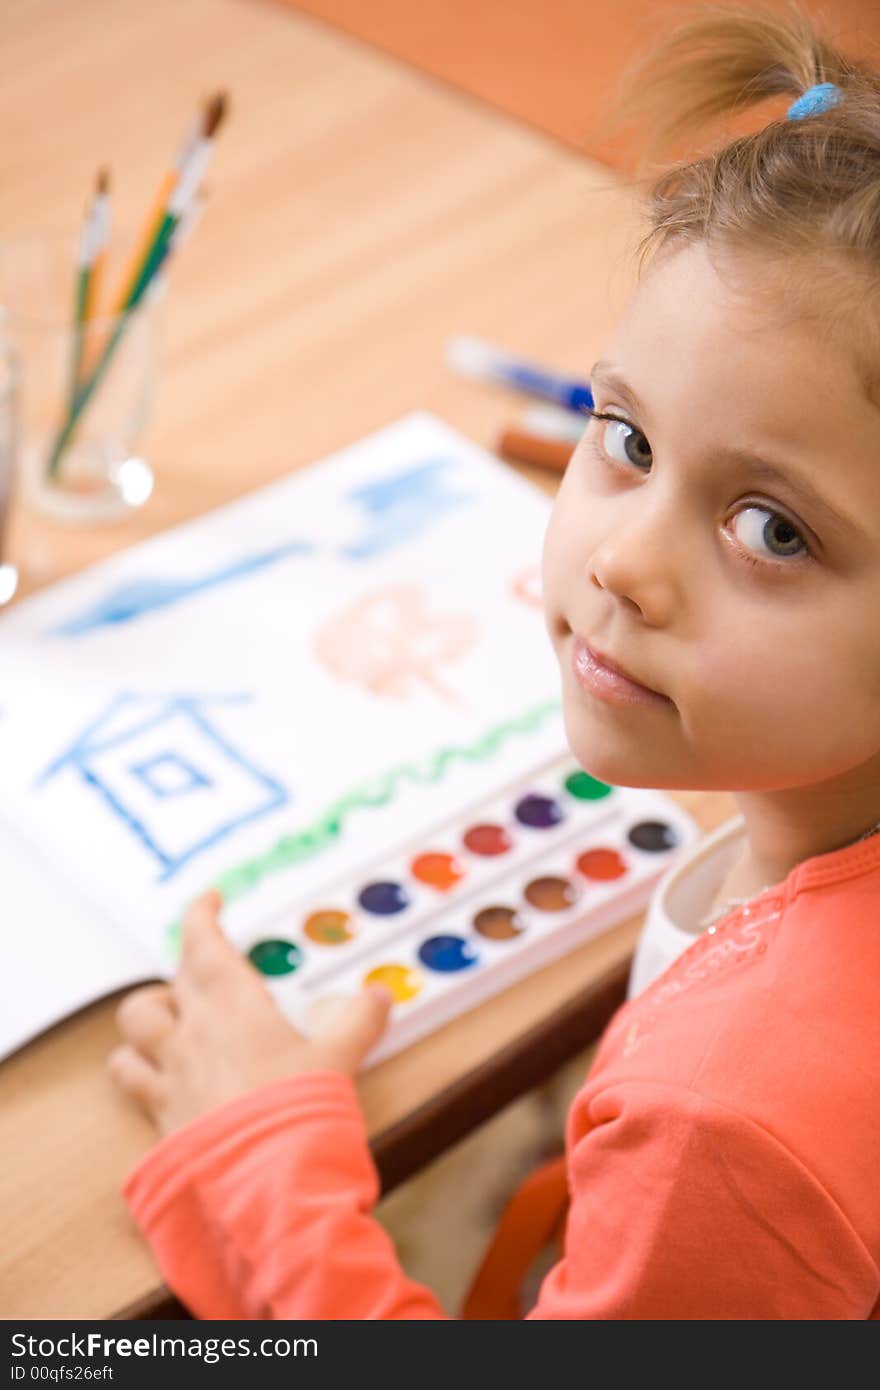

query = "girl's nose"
[587, 505, 681, 626]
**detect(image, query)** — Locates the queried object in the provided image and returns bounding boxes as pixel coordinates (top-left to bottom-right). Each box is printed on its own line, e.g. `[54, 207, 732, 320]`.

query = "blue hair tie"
[786, 82, 842, 120]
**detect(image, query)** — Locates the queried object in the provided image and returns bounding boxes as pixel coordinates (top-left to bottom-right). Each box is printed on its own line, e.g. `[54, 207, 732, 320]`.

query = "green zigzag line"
[164, 698, 562, 956]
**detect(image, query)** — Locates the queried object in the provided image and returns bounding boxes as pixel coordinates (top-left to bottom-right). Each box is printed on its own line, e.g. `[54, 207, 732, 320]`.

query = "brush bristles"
[203, 90, 228, 139]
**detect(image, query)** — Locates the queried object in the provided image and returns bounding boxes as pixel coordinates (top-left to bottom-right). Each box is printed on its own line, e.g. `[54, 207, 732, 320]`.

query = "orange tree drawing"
[313, 585, 479, 706]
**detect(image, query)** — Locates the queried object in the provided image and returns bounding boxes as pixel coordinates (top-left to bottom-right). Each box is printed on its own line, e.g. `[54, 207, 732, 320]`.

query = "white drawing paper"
[0, 413, 566, 1056]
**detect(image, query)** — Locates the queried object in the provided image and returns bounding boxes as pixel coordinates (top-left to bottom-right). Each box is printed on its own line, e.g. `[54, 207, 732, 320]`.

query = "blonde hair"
[613, 2, 880, 389]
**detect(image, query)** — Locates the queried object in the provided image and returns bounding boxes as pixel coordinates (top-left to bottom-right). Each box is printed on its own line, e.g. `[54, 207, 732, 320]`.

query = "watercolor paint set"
[244, 754, 700, 1067]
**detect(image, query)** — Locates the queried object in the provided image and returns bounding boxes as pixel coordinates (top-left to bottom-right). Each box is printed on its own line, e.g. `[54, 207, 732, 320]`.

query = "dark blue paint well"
[358, 880, 410, 915]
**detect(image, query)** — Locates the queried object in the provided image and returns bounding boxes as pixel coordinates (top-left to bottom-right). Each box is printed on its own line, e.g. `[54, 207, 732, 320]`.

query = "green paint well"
[563, 769, 612, 801]
[248, 938, 304, 977]
[164, 699, 561, 958]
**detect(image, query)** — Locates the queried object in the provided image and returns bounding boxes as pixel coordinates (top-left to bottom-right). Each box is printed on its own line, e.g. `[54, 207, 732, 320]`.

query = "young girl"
[109, 4, 880, 1319]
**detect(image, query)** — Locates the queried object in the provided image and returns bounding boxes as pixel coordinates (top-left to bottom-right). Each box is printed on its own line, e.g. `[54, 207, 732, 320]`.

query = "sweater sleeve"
[528, 1082, 879, 1319]
[123, 1070, 448, 1320]
[125, 1071, 879, 1321]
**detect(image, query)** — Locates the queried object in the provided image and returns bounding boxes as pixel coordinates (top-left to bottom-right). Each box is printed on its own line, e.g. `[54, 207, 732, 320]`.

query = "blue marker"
[446, 335, 593, 414]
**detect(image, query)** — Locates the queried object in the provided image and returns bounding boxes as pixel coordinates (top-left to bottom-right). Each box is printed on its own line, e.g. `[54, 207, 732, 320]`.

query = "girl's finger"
[115, 984, 177, 1060]
[176, 890, 270, 1006]
[311, 985, 394, 1073]
[179, 889, 233, 981]
[107, 1044, 165, 1116]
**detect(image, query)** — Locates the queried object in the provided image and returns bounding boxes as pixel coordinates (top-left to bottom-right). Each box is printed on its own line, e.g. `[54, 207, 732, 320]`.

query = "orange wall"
[272, 0, 880, 167]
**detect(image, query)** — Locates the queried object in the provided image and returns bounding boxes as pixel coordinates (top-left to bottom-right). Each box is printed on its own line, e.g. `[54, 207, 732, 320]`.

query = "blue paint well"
[418, 934, 479, 973]
[358, 880, 410, 915]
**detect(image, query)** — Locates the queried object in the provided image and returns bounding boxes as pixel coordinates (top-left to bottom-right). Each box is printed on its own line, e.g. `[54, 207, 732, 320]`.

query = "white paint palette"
[245, 754, 700, 1067]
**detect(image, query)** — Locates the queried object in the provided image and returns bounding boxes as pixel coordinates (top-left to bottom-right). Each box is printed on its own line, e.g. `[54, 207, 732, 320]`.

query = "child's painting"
[0, 414, 566, 1055]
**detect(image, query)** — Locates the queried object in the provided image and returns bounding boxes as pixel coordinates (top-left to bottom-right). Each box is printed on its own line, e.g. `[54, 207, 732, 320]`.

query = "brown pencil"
[496, 426, 574, 475]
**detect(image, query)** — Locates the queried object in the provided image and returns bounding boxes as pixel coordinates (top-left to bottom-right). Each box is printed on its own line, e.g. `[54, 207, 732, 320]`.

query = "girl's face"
[542, 241, 880, 797]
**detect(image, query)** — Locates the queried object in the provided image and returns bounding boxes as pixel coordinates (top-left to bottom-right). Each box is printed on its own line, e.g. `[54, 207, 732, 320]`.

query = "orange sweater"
[124, 832, 880, 1319]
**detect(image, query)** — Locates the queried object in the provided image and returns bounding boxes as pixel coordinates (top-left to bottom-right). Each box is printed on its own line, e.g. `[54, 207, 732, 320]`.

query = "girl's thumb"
[312, 985, 394, 1072]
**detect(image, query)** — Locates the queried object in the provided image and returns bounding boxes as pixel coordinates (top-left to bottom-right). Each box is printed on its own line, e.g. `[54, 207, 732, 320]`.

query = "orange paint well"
[410, 850, 466, 891]
[575, 847, 627, 881]
[303, 909, 354, 945]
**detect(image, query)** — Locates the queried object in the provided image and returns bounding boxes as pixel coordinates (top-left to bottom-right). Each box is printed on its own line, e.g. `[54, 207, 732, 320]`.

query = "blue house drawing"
[39, 693, 288, 880]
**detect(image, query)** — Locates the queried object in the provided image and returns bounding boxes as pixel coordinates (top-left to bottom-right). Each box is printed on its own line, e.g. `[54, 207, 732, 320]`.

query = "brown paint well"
[472, 905, 525, 941]
[523, 875, 579, 912]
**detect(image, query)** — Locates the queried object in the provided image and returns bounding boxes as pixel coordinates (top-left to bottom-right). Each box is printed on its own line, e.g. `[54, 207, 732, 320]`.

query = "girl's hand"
[108, 890, 393, 1137]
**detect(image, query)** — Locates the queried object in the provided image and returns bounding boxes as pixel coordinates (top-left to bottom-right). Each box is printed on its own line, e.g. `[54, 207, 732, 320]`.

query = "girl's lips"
[570, 636, 671, 707]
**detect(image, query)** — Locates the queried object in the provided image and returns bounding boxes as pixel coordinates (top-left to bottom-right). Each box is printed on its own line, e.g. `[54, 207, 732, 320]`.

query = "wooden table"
[0, 0, 735, 1319]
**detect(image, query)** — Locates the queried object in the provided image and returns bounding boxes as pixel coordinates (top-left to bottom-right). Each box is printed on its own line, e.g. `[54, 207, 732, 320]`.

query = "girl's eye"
[585, 408, 811, 568]
[729, 506, 808, 563]
[586, 409, 652, 471]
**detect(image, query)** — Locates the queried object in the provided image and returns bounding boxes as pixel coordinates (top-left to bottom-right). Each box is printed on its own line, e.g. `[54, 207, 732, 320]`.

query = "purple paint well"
[514, 792, 565, 830]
